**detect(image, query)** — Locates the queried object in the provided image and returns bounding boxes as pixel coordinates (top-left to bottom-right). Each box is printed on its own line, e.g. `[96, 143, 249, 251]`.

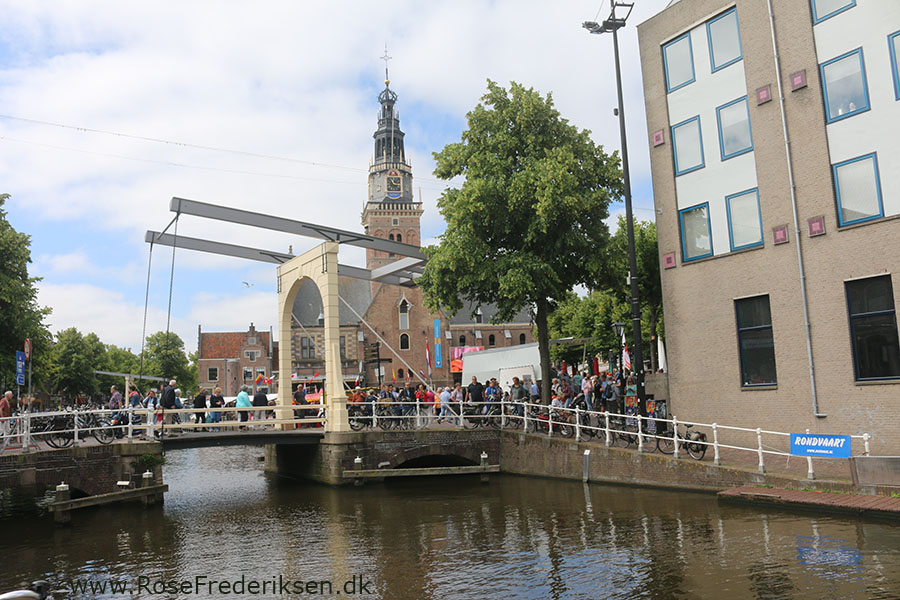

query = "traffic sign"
[24, 338, 31, 360]
[15, 351, 26, 386]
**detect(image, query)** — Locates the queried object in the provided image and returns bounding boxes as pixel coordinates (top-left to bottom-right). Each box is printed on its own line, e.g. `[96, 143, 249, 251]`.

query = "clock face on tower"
[386, 169, 401, 199]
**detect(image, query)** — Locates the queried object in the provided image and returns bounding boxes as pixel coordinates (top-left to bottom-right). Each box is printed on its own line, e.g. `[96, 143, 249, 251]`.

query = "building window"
[890, 31, 900, 101]
[400, 333, 410, 350]
[663, 32, 695, 93]
[475, 330, 482, 340]
[833, 153, 883, 226]
[340, 336, 346, 359]
[726, 188, 763, 251]
[301, 337, 315, 359]
[392, 218, 399, 226]
[679, 203, 713, 262]
[846, 275, 900, 380]
[489, 334, 496, 347]
[243, 367, 253, 381]
[474, 308, 483, 324]
[459, 335, 466, 346]
[519, 333, 527, 345]
[820, 48, 869, 123]
[248, 336, 256, 345]
[399, 299, 409, 330]
[244, 350, 259, 362]
[735, 295, 777, 386]
[671, 116, 705, 176]
[716, 97, 752, 160]
[811, 0, 855, 24]
[207, 367, 218, 381]
[389, 233, 394, 241]
[396, 233, 402, 242]
[256, 368, 266, 378]
[706, 8, 742, 72]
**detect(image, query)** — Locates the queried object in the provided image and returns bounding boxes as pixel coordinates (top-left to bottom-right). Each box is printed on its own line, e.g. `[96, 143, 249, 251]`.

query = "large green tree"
[49, 328, 103, 399]
[418, 81, 623, 402]
[547, 290, 628, 367]
[0, 194, 52, 393]
[141, 331, 192, 389]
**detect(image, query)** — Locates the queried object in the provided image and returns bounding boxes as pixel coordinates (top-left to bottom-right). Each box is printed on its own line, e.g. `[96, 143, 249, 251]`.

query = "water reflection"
[1, 446, 899, 599]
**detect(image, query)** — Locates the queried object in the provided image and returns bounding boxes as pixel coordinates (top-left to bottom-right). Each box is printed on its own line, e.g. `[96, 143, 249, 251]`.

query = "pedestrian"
[143, 388, 158, 438]
[449, 383, 464, 425]
[559, 377, 574, 408]
[252, 387, 268, 428]
[466, 376, 484, 408]
[207, 387, 224, 430]
[108, 385, 123, 434]
[424, 385, 436, 426]
[508, 376, 526, 418]
[193, 389, 208, 432]
[606, 376, 621, 415]
[582, 375, 595, 412]
[437, 387, 452, 424]
[160, 379, 177, 435]
[0, 391, 12, 439]
[236, 386, 252, 428]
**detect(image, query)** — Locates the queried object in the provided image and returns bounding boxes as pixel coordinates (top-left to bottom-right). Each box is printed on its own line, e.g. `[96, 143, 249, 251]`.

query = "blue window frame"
[671, 116, 705, 176]
[663, 33, 695, 93]
[726, 188, 763, 251]
[716, 97, 753, 160]
[707, 8, 742, 72]
[811, 0, 856, 24]
[833, 153, 883, 226]
[679, 202, 713, 262]
[845, 275, 900, 381]
[890, 31, 900, 101]
[820, 48, 869, 123]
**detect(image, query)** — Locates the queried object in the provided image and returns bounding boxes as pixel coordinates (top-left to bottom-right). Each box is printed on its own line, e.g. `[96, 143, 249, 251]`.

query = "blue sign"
[433, 319, 443, 369]
[790, 433, 852, 458]
[15, 350, 26, 386]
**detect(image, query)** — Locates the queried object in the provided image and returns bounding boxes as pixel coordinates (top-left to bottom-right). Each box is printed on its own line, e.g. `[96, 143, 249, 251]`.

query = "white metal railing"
[3, 398, 873, 479]
[0, 403, 324, 451]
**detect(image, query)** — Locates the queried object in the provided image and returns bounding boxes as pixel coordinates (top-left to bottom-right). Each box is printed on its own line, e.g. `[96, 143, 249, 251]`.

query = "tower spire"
[380, 43, 392, 86]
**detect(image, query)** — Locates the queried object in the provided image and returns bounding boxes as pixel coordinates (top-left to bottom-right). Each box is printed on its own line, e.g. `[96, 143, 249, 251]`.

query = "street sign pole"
[25, 338, 32, 412]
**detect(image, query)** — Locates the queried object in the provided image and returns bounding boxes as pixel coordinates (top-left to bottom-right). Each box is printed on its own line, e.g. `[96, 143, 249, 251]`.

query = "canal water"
[2, 446, 899, 599]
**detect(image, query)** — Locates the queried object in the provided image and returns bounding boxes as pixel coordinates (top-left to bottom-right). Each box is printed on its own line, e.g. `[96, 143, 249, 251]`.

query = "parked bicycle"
[656, 423, 708, 460]
[525, 404, 574, 438]
[45, 408, 116, 448]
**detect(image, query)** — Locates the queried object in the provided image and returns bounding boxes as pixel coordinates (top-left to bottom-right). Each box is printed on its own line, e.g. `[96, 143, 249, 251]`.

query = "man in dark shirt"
[252, 388, 269, 428]
[466, 376, 484, 406]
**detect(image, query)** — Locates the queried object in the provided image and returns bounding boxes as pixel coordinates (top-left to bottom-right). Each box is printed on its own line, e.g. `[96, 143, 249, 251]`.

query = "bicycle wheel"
[558, 421, 574, 438]
[580, 416, 595, 438]
[462, 412, 479, 430]
[49, 428, 73, 448]
[687, 439, 707, 460]
[656, 432, 675, 454]
[94, 420, 116, 444]
[349, 416, 366, 431]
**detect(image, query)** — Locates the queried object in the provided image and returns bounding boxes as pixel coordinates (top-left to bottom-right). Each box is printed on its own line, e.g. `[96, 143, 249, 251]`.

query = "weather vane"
[380, 42, 392, 84]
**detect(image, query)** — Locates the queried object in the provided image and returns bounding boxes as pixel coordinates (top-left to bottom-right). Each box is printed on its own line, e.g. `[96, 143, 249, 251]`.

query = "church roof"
[448, 299, 533, 326]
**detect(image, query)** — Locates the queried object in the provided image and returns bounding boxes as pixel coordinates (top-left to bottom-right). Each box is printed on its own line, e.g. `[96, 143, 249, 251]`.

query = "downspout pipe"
[766, 0, 825, 418]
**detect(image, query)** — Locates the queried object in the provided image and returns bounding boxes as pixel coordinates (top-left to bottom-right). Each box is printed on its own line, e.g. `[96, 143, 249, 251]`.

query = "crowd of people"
[343, 365, 637, 426]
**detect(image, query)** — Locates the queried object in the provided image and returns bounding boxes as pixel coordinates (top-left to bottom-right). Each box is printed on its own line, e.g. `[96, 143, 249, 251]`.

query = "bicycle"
[1, 413, 41, 452]
[656, 423, 708, 460]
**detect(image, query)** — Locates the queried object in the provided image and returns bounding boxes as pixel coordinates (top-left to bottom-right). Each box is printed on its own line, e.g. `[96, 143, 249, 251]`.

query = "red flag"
[622, 333, 632, 372]
[425, 337, 432, 375]
[311, 371, 320, 380]
[406, 368, 411, 382]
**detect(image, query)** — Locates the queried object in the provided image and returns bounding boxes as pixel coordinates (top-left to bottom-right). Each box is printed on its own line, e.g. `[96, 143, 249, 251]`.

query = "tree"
[599, 216, 663, 371]
[547, 290, 628, 367]
[0, 194, 52, 394]
[418, 81, 623, 402]
[96, 344, 140, 392]
[49, 328, 103, 399]
[141, 331, 192, 389]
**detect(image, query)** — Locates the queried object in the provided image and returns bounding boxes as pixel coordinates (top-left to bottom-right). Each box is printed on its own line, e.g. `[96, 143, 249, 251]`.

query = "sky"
[1, 0, 671, 356]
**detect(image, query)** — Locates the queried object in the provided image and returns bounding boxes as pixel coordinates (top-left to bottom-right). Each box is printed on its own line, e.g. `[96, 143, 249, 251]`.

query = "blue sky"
[0, 0, 668, 354]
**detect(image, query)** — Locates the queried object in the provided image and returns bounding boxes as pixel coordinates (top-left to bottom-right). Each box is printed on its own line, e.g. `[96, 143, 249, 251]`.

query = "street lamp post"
[584, 4, 646, 418]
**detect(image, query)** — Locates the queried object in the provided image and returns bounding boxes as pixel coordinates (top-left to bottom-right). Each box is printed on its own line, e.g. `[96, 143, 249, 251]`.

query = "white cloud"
[9, 0, 671, 349]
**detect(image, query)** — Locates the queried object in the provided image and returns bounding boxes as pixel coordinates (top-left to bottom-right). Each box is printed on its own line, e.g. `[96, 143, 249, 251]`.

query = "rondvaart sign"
[790, 433, 852, 458]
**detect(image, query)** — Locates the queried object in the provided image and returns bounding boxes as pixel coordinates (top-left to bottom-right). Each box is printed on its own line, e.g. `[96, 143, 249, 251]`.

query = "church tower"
[361, 55, 423, 273]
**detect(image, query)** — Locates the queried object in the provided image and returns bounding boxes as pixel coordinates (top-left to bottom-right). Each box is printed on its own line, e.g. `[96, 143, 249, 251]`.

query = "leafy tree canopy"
[0, 194, 52, 393]
[418, 80, 623, 401]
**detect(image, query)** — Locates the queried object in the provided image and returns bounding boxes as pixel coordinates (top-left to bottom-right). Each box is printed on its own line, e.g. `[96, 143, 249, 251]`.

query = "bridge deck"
[159, 429, 323, 449]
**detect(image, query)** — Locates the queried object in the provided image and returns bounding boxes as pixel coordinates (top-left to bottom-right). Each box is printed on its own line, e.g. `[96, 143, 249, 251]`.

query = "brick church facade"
[199, 75, 533, 392]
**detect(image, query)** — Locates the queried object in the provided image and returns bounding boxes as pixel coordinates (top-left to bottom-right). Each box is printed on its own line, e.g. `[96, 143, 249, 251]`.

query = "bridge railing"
[0, 404, 324, 451]
[343, 397, 871, 479]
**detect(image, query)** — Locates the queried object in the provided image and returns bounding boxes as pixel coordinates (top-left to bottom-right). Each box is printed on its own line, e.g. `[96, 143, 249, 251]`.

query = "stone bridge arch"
[388, 444, 483, 469]
[276, 241, 349, 432]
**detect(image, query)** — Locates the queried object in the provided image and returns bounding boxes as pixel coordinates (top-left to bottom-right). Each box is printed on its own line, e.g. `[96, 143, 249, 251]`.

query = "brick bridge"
[265, 429, 502, 485]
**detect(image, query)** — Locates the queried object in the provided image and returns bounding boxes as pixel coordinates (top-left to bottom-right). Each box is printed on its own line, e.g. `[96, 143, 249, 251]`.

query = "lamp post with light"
[584, 3, 646, 418]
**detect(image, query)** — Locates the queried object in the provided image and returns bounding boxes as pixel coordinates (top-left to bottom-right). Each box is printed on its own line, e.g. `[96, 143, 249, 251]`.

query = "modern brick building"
[638, 0, 900, 451]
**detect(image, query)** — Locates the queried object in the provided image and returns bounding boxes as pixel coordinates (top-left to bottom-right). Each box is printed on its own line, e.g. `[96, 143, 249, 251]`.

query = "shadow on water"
[2, 445, 900, 599]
